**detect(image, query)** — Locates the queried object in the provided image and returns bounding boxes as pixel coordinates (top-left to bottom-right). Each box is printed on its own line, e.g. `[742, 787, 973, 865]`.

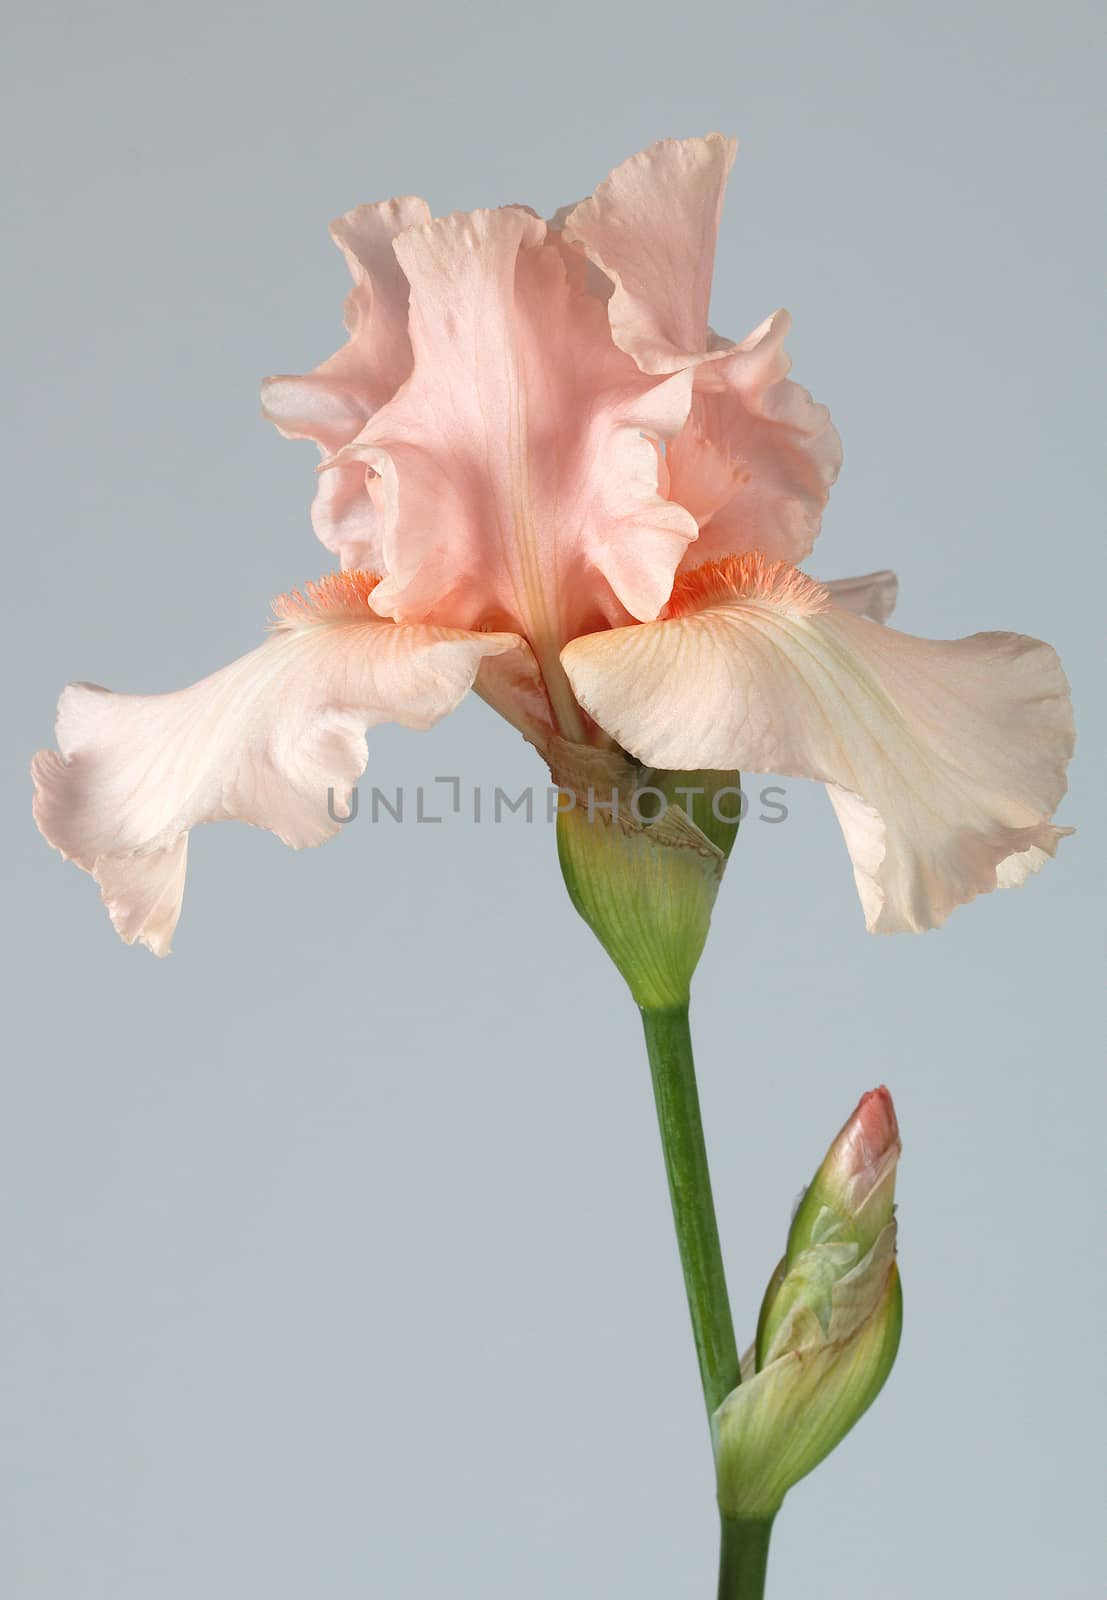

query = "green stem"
[718, 1516, 775, 1599]
[641, 1004, 773, 1599]
[640, 1004, 741, 1415]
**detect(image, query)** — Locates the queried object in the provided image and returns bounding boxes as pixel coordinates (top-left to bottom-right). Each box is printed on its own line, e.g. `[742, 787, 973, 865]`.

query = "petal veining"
[562, 556, 1073, 932]
[325, 207, 697, 729]
[33, 582, 521, 954]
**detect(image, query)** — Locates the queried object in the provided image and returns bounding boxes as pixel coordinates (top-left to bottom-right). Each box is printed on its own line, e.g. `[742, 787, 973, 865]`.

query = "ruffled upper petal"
[262, 195, 431, 560]
[308, 459, 383, 572]
[558, 136, 840, 560]
[561, 555, 1073, 933]
[32, 572, 521, 955]
[329, 208, 698, 664]
[668, 313, 843, 568]
[561, 134, 737, 374]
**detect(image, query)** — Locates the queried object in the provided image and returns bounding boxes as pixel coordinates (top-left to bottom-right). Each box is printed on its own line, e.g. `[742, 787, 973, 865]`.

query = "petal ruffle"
[561, 555, 1073, 933]
[32, 573, 521, 954]
[262, 195, 431, 560]
[308, 459, 382, 571]
[559, 138, 840, 560]
[669, 313, 843, 568]
[561, 134, 737, 375]
[329, 209, 698, 660]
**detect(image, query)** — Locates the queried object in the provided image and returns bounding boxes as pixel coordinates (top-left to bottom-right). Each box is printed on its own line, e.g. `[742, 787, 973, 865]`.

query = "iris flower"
[32, 134, 1072, 951]
[30, 133, 1077, 1599]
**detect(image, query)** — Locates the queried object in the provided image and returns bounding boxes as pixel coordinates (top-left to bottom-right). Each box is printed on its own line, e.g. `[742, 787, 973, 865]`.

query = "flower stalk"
[559, 763, 907, 1597]
[641, 1003, 775, 1598]
[555, 755, 774, 1591]
[640, 1003, 740, 1418]
[718, 1516, 775, 1600]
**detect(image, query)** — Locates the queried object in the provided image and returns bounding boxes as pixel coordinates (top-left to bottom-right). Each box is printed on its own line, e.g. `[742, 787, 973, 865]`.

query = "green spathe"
[714, 1225, 902, 1518]
[553, 741, 739, 1010]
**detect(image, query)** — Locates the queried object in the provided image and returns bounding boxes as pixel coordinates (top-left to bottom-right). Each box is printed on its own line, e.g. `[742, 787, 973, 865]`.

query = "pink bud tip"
[828, 1086, 901, 1207]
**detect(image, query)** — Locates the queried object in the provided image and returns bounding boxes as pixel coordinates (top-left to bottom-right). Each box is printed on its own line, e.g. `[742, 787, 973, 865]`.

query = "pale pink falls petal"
[328, 208, 698, 710]
[561, 134, 737, 374]
[32, 573, 522, 955]
[261, 196, 431, 561]
[561, 554, 1074, 934]
[668, 312, 843, 569]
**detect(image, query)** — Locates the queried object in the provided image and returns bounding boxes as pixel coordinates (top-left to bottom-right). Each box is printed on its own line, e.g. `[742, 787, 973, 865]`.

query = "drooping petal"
[328, 209, 698, 666]
[262, 196, 431, 559]
[561, 134, 737, 374]
[669, 312, 843, 568]
[561, 554, 1073, 933]
[32, 572, 521, 955]
[995, 844, 1054, 889]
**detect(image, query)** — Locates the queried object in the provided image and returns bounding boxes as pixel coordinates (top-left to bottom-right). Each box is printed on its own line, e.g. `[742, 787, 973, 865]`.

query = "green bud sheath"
[650, 768, 743, 863]
[553, 740, 738, 1009]
[715, 1234, 902, 1520]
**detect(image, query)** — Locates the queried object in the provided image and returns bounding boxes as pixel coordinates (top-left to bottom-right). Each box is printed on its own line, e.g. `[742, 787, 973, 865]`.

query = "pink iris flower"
[33, 135, 1073, 953]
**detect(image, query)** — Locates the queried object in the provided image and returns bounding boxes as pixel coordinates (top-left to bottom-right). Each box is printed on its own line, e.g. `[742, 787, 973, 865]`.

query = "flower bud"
[552, 740, 739, 1010]
[757, 1087, 900, 1361]
[713, 1089, 903, 1520]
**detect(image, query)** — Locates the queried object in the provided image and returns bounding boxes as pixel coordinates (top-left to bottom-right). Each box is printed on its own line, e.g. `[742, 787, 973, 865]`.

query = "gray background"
[3, 2, 1103, 1595]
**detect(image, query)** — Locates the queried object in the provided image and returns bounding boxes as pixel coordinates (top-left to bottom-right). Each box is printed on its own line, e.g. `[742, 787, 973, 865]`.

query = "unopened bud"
[757, 1087, 900, 1360]
[713, 1088, 903, 1520]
